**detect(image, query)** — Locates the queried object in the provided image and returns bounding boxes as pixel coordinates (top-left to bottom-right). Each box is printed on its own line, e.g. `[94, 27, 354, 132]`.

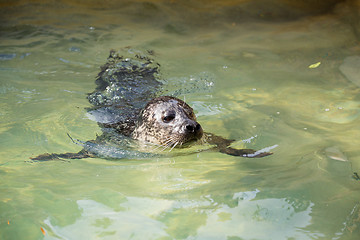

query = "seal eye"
[163, 113, 175, 123]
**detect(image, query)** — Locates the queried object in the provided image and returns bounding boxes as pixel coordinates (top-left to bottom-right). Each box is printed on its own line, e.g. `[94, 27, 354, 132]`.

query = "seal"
[31, 49, 272, 161]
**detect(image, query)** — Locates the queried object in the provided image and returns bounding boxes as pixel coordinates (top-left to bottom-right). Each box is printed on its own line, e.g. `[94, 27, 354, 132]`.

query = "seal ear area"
[170, 97, 197, 120]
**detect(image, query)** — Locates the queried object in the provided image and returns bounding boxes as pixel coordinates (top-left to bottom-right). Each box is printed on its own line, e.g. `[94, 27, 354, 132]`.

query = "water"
[1, 0, 360, 239]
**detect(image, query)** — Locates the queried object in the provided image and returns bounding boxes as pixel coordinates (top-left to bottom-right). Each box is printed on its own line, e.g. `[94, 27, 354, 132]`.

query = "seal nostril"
[195, 123, 201, 131]
[186, 125, 195, 132]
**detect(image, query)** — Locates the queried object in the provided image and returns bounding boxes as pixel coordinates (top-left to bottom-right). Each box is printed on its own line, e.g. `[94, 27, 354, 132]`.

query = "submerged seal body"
[87, 50, 203, 148]
[31, 49, 272, 161]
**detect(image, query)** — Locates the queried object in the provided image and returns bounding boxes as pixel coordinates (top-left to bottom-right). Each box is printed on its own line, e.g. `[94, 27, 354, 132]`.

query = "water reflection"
[44, 190, 319, 240]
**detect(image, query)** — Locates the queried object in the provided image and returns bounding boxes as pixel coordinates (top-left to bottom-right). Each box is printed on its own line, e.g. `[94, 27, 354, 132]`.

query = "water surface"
[1, 0, 360, 239]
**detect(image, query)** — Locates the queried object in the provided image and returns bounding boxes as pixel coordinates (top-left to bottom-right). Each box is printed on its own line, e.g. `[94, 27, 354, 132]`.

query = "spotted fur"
[132, 96, 203, 147]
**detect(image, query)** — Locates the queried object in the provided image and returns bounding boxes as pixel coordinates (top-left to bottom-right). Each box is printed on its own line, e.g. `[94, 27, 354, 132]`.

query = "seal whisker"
[159, 137, 175, 152]
[163, 138, 175, 146]
[151, 138, 173, 152]
[169, 141, 179, 152]
[151, 144, 164, 152]
[157, 138, 173, 148]
[160, 144, 171, 152]
[163, 136, 180, 152]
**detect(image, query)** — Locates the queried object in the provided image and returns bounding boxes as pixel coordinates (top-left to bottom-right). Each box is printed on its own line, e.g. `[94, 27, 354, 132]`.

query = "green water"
[1, 0, 360, 239]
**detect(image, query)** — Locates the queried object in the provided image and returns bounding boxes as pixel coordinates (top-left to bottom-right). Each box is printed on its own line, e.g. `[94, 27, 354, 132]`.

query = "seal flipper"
[219, 147, 273, 158]
[204, 132, 273, 158]
[30, 149, 94, 161]
[30, 134, 95, 161]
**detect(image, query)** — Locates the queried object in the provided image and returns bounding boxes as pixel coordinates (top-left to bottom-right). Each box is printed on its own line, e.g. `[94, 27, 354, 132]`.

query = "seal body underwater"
[31, 50, 272, 161]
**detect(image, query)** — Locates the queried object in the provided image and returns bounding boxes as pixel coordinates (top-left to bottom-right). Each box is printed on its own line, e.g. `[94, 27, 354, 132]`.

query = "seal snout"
[184, 120, 203, 140]
[185, 122, 201, 133]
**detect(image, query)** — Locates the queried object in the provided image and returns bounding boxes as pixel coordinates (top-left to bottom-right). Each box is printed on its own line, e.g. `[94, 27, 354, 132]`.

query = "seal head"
[132, 96, 203, 148]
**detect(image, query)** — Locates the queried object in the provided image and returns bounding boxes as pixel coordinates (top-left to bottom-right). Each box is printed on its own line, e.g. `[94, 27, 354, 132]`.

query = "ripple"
[0, 53, 16, 61]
